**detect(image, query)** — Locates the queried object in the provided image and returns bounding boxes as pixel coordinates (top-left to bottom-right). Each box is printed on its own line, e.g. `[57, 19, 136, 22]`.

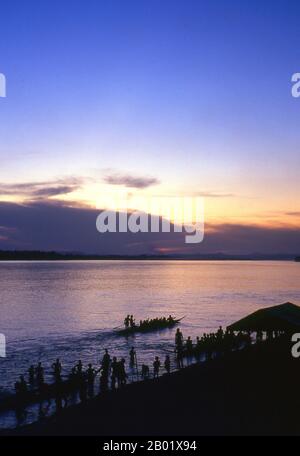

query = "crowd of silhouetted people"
[13, 326, 255, 406]
[13, 346, 173, 415]
[174, 327, 253, 367]
[12, 325, 274, 418]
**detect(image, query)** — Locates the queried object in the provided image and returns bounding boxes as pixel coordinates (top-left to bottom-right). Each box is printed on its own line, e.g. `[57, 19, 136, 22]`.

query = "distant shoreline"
[0, 251, 297, 262]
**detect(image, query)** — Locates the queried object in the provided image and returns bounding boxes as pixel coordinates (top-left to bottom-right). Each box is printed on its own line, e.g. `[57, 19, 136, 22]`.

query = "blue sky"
[0, 0, 300, 253]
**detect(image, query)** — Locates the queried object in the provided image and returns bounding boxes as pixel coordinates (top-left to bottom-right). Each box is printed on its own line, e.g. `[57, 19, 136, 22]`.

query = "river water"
[0, 260, 299, 428]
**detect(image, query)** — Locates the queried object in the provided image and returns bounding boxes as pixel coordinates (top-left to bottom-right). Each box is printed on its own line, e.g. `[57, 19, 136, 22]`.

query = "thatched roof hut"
[227, 302, 300, 332]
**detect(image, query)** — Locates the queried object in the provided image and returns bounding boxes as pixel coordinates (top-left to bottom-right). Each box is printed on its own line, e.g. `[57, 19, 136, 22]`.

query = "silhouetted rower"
[124, 315, 130, 328]
[130, 315, 135, 328]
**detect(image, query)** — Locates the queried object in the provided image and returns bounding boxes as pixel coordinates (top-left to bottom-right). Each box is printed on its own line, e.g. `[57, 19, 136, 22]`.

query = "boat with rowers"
[115, 315, 185, 336]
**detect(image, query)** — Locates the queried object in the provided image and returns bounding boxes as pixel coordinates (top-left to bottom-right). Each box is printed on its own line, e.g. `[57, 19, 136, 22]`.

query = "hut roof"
[227, 302, 300, 332]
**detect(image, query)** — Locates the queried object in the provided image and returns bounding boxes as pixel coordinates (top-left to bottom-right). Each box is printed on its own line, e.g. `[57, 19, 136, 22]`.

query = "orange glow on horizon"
[1, 181, 300, 231]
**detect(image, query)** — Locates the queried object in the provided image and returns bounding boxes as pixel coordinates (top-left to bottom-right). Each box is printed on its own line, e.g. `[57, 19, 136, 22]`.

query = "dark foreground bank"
[2, 337, 300, 436]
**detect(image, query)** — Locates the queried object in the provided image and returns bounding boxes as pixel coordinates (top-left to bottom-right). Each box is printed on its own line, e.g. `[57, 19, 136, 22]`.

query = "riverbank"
[0, 250, 295, 261]
[3, 337, 300, 436]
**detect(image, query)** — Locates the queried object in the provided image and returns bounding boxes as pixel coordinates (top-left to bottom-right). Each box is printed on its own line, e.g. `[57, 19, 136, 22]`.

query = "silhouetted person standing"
[141, 364, 150, 379]
[86, 364, 97, 397]
[117, 358, 127, 387]
[164, 355, 171, 374]
[111, 357, 118, 390]
[101, 349, 111, 373]
[28, 365, 35, 386]
[76, 360, 83, 374]
[15, 376, 28, 420]
[153, 357, 160, 378]
[100, 369, 109, 393]
[78, 371, 87, 402]
[129, 347, 136, 368]
[52, 358, 62, 382]
[175, 328, 183, 348]
[19, 376, 28, 399]
[186, 336, 193, 355]
[68, 367, 78, 399]
[36, 362, 45, 391]
[176, 345, 184, 369]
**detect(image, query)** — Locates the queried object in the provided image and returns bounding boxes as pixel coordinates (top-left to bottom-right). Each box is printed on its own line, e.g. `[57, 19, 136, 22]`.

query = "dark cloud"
[0, 177, 85, 199]
[103, 172, 160, 189]
[32, 186, 78, 198]
[201, 223, 300, 255]
[0, 201, 183, 254]
[0, 201, 300, 255]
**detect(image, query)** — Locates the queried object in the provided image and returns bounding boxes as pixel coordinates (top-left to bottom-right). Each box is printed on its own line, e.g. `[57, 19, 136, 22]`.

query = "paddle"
[113, 324, 124, 330]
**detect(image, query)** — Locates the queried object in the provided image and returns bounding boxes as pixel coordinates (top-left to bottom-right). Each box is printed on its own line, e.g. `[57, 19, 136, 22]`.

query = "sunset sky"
[0, 0, 300, 254]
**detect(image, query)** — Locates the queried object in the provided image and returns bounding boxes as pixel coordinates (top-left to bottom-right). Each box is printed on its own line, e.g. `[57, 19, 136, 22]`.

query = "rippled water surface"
[0, 260, 299, 427]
